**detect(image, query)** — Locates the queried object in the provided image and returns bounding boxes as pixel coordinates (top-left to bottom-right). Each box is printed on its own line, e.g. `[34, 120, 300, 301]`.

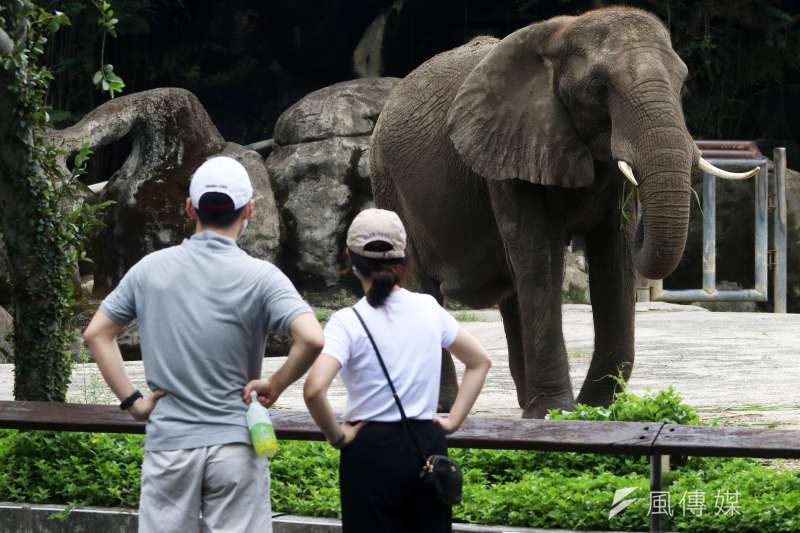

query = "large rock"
[666, 159, 800, 312]
[267, 78, 399, 287]
[46, 88, 281, 295]
[217, 143, 281, 262]
[562, 249, 589, 304]
[275, 78, 398, 144]
[0, 305, 12, 363]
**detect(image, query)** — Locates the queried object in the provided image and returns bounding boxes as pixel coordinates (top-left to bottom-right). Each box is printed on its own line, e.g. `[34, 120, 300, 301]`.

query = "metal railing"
[641, 142, 788, 313]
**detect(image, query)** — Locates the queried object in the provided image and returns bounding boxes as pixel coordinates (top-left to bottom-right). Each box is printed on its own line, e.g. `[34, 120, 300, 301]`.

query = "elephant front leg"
[490, 183, 575, 418]
[577, 196, 635, 406]
[499, 294, 527, 409]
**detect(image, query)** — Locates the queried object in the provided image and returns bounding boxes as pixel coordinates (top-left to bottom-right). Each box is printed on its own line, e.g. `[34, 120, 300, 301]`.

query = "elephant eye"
[587, 77, 606, 98]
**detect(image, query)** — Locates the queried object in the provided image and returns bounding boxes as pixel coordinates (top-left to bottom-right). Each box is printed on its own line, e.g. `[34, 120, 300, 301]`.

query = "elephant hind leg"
[371, 151, 457, 412]
[405, 242, 458, 413]
[499, 294, 526, 409]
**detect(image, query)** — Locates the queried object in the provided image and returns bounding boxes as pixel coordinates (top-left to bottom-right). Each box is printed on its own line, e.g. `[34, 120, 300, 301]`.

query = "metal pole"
[774, 148, 788, 313]
[703, 174, 716, 292]
[650, 454, 663, 533]
[754, 162, 769, 296]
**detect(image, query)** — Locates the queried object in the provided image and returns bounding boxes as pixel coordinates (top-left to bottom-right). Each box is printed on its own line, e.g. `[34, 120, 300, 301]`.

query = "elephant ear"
[447, 17, 594, 188]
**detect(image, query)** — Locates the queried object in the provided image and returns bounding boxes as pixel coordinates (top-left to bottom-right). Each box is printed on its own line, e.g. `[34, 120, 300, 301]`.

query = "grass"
[313, 308, 332, 323]
[302, 289, 358, 310]
[452, 311, 483, 322]
[562, 283, 589, 304]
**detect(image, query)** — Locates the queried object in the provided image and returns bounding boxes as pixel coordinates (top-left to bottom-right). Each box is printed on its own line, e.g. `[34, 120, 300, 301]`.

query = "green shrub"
[548, 386, 702, 426]
[269, 441, 340, 518]
[0, 430, 143, 508]
[313, 308, 332, 323]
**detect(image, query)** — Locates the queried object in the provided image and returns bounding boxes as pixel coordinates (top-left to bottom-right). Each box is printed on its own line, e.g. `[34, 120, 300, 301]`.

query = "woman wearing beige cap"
[303, 208, 491, 533]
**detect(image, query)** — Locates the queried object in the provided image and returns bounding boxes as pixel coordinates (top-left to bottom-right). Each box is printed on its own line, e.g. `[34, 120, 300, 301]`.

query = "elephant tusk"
[698, 158, 760, 180]
[617, 161, 638, 186]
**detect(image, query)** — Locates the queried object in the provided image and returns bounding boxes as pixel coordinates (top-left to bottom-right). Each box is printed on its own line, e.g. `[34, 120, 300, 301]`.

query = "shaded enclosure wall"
[39, 0, 800, 307]
[44, 0, 800, 164]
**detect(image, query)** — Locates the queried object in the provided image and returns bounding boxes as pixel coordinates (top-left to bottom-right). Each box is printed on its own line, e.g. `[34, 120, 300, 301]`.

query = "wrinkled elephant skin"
[371, 8, 698, 417]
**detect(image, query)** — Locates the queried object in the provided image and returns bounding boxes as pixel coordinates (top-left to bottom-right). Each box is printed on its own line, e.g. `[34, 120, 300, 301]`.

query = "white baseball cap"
[346, 208, 407, 259]
[189, 156, 253, 211]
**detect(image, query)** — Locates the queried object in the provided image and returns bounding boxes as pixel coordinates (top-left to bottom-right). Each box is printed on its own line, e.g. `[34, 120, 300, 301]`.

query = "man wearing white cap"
[84, 156, 324, 533]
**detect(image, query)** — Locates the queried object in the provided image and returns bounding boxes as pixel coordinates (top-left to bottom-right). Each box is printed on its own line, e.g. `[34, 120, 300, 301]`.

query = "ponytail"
[366, 269, 399, 307]
[350, 251, 407, 308]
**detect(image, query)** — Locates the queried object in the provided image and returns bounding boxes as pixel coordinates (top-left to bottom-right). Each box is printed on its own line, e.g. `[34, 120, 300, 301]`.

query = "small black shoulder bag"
[352, 307, 463, 506]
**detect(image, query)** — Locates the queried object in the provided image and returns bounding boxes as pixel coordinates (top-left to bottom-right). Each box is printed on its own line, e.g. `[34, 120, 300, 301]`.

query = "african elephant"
[369, 7, 757, 418]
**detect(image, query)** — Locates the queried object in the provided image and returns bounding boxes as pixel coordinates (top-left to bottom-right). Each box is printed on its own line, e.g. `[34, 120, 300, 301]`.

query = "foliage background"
[37, 0, 800, 182]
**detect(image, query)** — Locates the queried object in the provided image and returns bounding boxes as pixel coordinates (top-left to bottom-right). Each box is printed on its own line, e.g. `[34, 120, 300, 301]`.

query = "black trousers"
[339, 420, 452, 533]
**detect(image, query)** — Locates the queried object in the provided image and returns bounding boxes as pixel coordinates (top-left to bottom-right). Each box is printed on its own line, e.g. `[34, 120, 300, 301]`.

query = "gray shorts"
[138, 443, 271, 533]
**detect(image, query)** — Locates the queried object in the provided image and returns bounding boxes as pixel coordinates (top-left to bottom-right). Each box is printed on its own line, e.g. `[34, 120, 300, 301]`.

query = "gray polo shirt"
[100, 231, 312, 451]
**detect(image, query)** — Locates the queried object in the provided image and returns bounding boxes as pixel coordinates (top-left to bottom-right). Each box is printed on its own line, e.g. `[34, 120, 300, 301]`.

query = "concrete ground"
[1, 303, 798, 428]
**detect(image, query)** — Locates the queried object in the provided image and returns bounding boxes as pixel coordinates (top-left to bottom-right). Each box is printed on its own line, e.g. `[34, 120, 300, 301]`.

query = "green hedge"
[1, 388, 798, 532]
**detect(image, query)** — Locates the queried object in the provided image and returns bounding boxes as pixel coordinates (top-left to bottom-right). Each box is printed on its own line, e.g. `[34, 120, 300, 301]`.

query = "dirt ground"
[2, 302, 798, 428]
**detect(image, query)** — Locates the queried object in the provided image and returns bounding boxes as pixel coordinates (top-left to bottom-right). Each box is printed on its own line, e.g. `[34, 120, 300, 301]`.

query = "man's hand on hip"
[242, 313, 324, 408]
[129, 390, 167, 421]
[243, 378, 281, 408]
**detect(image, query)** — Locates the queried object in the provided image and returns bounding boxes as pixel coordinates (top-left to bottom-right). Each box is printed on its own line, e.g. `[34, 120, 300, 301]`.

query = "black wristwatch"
[120, 390, 143, 410]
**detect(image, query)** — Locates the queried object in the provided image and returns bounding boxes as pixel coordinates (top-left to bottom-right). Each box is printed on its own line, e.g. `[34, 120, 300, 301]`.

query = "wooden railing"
[1, 400, 799, 532]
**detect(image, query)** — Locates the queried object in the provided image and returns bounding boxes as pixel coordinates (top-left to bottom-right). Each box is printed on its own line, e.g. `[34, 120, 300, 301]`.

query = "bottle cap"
[250, 390, 258, 402]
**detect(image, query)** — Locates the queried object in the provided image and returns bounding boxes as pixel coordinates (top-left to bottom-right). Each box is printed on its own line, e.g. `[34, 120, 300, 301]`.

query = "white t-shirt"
[322, 288, 460, 422]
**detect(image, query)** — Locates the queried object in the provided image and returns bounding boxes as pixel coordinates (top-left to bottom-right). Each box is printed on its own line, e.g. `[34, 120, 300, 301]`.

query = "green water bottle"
[246, 391, 279, 458]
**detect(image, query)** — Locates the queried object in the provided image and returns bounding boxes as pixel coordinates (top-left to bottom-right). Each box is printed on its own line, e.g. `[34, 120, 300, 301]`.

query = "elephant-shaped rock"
[266, 78, 399, 287]
[45, 88, 281, 296]
[274, 78, 398, 144]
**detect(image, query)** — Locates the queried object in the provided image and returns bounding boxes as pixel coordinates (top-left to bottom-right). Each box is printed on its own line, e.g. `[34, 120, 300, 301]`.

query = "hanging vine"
[0, 0, 120, 401]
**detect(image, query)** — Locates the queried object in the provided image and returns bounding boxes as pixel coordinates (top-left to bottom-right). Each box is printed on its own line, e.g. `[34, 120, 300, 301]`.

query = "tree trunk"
[0, 1, 75, 401]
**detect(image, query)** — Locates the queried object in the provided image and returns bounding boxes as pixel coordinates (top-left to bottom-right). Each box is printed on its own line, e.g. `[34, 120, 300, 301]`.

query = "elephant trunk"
[632, 146, 693, 280]
[610, 83, 695, 280]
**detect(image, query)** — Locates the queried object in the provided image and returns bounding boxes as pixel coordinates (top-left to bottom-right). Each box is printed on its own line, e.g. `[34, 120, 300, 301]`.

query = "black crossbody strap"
[352, 307, 427, 464]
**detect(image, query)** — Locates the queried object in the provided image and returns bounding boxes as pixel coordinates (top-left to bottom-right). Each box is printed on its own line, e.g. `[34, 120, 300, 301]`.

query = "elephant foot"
[575, 390, 615, 408]
[522, 391, 575, 419]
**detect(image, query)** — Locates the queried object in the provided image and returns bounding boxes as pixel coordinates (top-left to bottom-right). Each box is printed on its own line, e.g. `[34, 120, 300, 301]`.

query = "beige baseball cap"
[346, 208, 407, 259]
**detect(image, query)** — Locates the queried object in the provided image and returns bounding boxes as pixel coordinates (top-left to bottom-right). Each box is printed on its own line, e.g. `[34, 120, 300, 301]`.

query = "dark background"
[43, 0, 800, 167]
[36, 0, 800, 308]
